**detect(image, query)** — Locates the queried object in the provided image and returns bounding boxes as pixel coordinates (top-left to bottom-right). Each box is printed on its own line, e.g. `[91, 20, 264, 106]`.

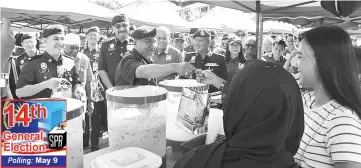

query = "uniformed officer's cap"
[222, 34, 229, 41]
[64, 33, 80, 45]
[43, 25, 64, 38]
[228, 37, 242, 45]
[20, 34, 36, 42]
[112, 14, 129, 26]
[189, 28, 199, 35]
[193, 29, 210, 38]
[173, 32, 185, 40]
[86, 26, 100, 35]
[208, 29, 216, 37]
[130, 26, 156, 40]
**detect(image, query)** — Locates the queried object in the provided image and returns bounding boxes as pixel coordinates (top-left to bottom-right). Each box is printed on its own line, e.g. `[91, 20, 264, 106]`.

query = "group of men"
[4, 13, 232, 152]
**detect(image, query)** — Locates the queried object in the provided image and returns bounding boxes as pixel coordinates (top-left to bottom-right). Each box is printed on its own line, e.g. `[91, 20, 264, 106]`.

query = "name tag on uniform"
[108, 43, 115, 51]
[205, 63, 219, 67]
[93, 62, 98, 71]
[0, 78, 5, 87]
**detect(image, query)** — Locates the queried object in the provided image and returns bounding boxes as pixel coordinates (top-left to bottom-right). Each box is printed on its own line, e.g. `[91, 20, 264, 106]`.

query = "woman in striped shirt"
[294, 26, 361, 168]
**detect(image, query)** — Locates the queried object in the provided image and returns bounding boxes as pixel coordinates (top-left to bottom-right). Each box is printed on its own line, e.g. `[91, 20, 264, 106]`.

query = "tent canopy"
[0, 0, 117, 30]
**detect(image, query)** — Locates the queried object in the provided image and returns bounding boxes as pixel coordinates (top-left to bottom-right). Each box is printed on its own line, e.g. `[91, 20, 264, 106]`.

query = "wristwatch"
[219, 80, 227, 92]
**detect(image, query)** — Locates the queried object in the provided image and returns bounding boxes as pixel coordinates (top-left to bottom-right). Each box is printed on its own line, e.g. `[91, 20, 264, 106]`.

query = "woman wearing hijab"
[174, 60, 304, 168]
[292, 26, 361, 168]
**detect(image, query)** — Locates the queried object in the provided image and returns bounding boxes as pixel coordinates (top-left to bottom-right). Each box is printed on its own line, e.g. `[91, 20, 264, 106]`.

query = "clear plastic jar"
[158, 79, 209, 141]
[66, 98, 84, 168]
[106, 86, 168, 158]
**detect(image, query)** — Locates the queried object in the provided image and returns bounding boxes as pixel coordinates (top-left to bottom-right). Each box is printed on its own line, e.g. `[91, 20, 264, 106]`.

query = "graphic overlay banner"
[1, 99, 67, 167]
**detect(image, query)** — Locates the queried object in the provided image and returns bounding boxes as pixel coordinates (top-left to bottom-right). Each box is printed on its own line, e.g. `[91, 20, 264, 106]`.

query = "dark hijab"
[174, 60, 304, 168]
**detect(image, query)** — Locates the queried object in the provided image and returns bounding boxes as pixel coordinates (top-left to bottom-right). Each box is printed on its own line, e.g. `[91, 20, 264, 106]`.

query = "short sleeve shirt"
[115, 49, 156, 86]
[152, 46, 182, 82]
[16, 52, 81, 99]
[81, 46, 100, 73]
[184, 52, 228, 93]
[226, 58, 245, 80]
[98, 37, 131, 86]
[294, 92, 361, 168]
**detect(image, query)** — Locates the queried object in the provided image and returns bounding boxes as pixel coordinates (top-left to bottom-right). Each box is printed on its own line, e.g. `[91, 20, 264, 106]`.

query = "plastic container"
[90, 147, 162, 168]
[66, 98, 84, 168]
[106, 86, 168, 160]
[158, 79, 209, 142]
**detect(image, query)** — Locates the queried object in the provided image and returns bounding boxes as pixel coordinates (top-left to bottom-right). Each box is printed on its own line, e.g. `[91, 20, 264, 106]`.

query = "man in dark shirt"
[9, 34, 41, 98]
[261, 40, 287, 66]
[115, 26, 196, 86]
[98, 14, 131, 90]
[184, 29, 228, 93]
[16, 25, 83, 99]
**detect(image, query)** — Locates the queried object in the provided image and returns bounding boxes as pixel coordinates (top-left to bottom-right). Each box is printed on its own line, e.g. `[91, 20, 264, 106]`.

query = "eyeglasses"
[114, 24, 128, 29]
[174, 39, 185, 43]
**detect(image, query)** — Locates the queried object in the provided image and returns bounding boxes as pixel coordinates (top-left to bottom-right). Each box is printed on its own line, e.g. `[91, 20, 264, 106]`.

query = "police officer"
[16, 25, 84, 99]
[9, 34, 41, 98]
[208, 29, 226, 56]
[183, 29, 228, 93]
[115, 26, 196, 86]
[81, 26, 107, 151]
[98, 14, 132, 90]
[184, 28, 198, 53]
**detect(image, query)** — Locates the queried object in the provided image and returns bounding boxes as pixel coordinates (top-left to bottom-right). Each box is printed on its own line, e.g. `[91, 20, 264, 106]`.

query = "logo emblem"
[238, 63, 244, 69]
[190, 56, 196, 63]
[166, 55, 171, 61]
[20, 60, 25, 64]
[40, 62, 47, 69]
[200, 30, 205, 36]
[110, 44, 114, 49]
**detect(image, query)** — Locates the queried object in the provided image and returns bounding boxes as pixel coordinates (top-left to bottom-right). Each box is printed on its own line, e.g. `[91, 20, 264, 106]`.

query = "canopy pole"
[258, 15, 264, 58]
[255, 0, 261, 59]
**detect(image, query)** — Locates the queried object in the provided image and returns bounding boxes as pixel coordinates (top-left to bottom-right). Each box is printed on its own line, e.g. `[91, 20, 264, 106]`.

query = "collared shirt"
[261, 54, 287, 66]
[184, 45, 196, 53]
[294, 92, 361, 168]
[98, 37, 132, 86]
[81, 45, 100, 73]
[16, 52, 81, 99]
[15, 50, 41, 73]
[115, 48, 156, 86]
[152, 46, 182, 82]
[226, 58, 245, 80]
[184, 51, 228, 93]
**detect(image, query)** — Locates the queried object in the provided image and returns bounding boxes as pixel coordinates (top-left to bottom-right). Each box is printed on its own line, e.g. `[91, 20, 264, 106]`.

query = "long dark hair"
[301, 25, 361, 117]
[225, 42, 246, 64]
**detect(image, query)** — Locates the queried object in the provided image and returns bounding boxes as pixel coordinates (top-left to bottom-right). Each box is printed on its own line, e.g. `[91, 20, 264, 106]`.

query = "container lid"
[91, 147, 162, 168]
[65, 98, 83, 120]
[159, 79, 209, 93]
[106, 85, 167, 104]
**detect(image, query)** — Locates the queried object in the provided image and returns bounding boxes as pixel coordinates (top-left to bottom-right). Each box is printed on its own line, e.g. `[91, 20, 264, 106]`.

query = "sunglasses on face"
[114, 24, 128, 29]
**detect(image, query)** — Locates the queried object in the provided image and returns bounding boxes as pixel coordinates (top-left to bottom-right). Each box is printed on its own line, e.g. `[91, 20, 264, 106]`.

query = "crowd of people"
[1, 11, 361, 168]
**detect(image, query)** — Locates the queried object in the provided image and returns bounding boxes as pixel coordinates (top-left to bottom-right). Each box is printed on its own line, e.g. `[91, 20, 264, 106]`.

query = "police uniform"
[184, 30, 228, 93]
[16, 26, 81, 99]
[115, 26, 157, 86]
[16, 52, 81, 99]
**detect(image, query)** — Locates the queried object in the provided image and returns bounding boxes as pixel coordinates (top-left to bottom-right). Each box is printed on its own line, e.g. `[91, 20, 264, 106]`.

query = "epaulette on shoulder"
[211, 52, 224, 58]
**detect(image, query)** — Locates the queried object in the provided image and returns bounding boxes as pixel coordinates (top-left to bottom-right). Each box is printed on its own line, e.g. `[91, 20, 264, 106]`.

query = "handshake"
[174, 62, 225, 88]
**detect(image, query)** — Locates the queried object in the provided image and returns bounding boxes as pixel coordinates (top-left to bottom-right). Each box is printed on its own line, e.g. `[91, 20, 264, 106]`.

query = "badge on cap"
[200, 30, 205, 36]
[40, 62, 47, 69]
[190, 56, 196, 63]
[20, 60, 25, 65]
[166, 55, 171, 61]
